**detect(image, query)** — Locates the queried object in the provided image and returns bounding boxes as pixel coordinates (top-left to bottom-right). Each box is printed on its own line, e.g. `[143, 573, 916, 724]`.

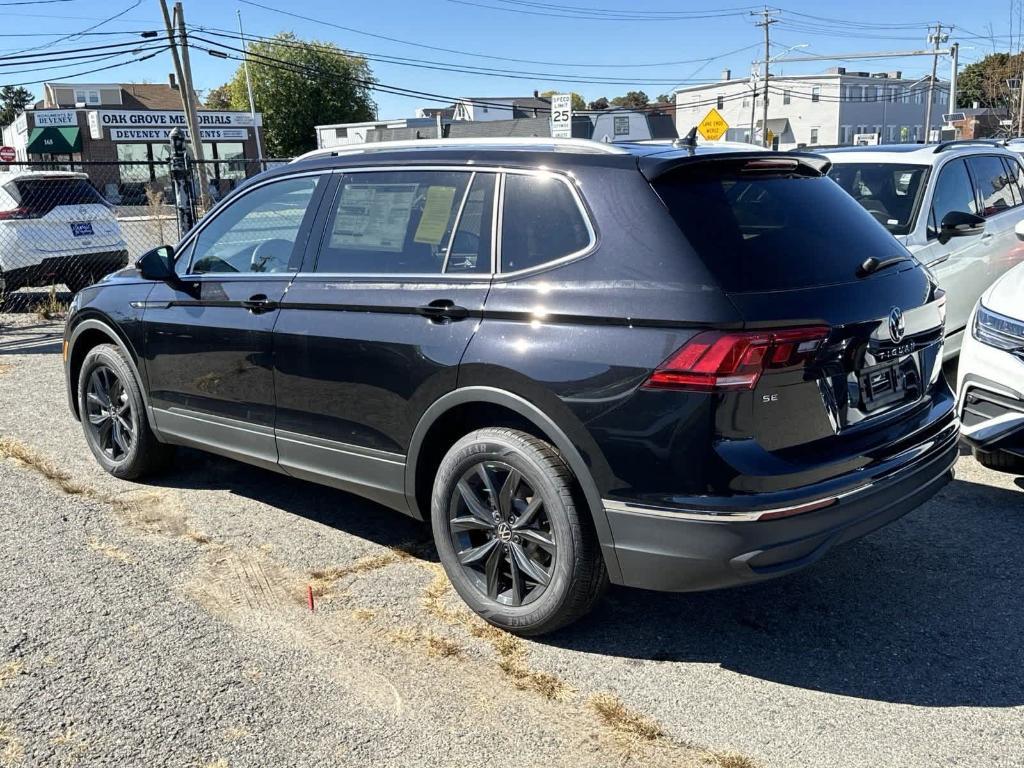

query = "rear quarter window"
[500, 173, 592, 273]
[653, 167, 907, 292]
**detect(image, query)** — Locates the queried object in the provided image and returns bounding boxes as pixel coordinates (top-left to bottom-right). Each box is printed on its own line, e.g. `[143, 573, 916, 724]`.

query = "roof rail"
[292, 136, 630, 163]
[932, 139, 1006, 153]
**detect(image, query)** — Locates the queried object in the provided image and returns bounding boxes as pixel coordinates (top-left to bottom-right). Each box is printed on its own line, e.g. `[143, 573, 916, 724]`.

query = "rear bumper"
[603, 412, 959, 592]
[1, 249, 129, 291]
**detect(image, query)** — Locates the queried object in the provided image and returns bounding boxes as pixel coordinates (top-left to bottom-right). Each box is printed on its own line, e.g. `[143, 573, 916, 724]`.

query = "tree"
[610, 90, 649, 109]
[0, 86, 33, 127]
[957, 52, 1024, 110]
[587, 96, 610, 110]
[539, 90, 585, 112]
[213, 32, 376, 157]
[655, 93, 673, 104]
[204, 84, 233, 110]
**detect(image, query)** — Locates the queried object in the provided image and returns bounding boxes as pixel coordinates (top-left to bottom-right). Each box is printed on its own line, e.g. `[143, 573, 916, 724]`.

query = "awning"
[756, 118, 791, 137]
[26, 126, 81, 155]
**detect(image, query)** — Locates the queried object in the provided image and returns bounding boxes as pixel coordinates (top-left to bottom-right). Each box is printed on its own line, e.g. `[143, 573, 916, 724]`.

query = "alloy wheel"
[84, 365, 134, 460]
[448, 460, 556, 607]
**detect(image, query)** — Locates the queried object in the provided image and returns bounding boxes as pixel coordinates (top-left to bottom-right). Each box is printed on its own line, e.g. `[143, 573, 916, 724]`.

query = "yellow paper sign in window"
[414, 186, 457, 244]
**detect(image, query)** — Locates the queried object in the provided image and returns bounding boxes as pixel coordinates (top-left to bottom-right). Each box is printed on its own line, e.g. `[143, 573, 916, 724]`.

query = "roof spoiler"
[639, 151, 831, 181]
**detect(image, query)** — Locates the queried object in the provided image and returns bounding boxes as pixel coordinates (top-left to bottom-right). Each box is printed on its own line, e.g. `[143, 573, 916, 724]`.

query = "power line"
[0, 45, 166, 87]
[5, 0, 142, 57]
[189, 30, 744, 87]
[444, 0, 757, 22]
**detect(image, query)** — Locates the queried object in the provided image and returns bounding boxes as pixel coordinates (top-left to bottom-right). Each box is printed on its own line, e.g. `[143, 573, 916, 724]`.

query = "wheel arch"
[405, 386, 622, 582]
[67, 317, 152, 426]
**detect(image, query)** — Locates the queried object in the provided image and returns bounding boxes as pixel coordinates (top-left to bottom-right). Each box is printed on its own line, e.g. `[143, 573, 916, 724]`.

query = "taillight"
[0, 206, 34, 220]
[644, 326, 830, 392]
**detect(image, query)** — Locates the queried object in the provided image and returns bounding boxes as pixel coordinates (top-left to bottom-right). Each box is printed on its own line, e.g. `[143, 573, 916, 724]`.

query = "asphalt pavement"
[1, 313, 1022, 768]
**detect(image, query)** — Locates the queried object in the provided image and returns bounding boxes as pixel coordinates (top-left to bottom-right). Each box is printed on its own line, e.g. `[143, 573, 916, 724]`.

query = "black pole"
[168, 127, 195, 237]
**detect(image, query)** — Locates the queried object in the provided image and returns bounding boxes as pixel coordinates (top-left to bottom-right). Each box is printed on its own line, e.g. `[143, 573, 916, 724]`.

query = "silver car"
[823, 141, 1024, 358]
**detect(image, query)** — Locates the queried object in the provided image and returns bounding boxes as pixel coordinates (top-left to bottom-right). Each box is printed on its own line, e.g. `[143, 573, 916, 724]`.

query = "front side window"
[500, 173, 591, 273]
[190, 176, 318, 274]
[967, 155, 1016, 216]
[929, 159, 977, 238]
[316, 170, 494, 275]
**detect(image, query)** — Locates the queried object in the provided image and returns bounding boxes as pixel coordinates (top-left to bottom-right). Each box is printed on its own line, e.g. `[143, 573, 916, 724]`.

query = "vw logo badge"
[888, 306, 906, 344]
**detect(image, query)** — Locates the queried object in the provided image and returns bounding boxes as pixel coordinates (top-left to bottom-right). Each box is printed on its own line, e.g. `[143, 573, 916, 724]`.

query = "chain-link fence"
[0, 158, 287, 312]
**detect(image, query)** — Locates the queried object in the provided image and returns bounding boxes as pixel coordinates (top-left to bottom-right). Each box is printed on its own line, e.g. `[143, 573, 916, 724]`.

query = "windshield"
[826, 162, 929, 235]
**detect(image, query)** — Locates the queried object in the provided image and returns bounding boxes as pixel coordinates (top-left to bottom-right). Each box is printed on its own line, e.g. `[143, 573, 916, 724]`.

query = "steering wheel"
[250, 239, 293, 273]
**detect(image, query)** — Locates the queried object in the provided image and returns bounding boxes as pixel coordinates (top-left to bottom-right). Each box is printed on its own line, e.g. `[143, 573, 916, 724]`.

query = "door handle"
[417, 299, 470, 321]
[241, 294, 278, 314]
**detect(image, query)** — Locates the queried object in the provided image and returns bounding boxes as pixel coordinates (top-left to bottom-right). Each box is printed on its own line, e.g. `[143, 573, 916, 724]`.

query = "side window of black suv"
[315, 170, 495, 275]
[500, 172, 592, 273]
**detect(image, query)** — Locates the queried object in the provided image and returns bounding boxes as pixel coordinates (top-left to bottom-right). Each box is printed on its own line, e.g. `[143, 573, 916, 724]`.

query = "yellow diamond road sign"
[697, 108, 729, 141]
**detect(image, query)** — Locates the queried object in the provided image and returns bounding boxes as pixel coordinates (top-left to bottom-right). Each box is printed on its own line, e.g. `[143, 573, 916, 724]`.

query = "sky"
[1, 0, 1023, 119]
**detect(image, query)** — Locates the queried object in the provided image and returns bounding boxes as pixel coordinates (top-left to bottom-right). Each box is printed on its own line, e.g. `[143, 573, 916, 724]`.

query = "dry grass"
[351, 608, 376, 622]
[186, 531, 212, 545]
[0, 662, 23, 687]
[221, 726, 249, 743]
[588, 693, 664, 742]
[87, 537, 134, 564]
[202, 759, 229, 768]
[0, 724, 24, 766]
[0, 364, 11, 376]
[701, 752, 759, 768]
[0, 437, 86, 495]
[308, 548, 413, 598]
[50, 729, 89, 762]
[34, 284, 67, 321]
[425, 635, 462, 658]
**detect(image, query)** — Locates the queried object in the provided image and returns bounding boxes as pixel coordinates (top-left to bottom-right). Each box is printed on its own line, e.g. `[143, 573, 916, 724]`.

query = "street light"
[749, 44, 808, 145]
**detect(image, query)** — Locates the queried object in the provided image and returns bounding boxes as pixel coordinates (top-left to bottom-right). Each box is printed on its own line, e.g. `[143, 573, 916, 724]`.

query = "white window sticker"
[331, 183, 417, 252]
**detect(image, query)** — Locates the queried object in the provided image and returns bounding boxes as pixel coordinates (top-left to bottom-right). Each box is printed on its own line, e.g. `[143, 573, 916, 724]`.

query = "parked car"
[957, 235, 1024, 472]
[63, 138, 958, 635]
[823, 141, 1024, 359]
[0, 171, 128, 300]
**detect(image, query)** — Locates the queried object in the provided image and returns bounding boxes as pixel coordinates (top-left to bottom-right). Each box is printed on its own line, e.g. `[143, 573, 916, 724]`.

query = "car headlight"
[973, 303, 1024, 353]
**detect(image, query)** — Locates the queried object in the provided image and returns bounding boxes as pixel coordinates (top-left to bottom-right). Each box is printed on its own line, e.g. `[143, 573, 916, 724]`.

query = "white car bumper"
[956, 307, 1024, 453]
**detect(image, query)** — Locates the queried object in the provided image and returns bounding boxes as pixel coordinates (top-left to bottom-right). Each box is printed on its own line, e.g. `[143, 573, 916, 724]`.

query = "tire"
[431, 428, 607, 636]
[973, 447, 1024, 474]
[77, 344, 173, 479]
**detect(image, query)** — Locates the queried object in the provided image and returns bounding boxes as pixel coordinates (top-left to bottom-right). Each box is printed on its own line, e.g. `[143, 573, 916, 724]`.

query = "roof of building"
[675, 72, 944, 94]
[118, 83, 197, 110]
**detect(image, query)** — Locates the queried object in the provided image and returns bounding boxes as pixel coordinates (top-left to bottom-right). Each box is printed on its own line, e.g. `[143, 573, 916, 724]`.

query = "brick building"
[1, 80, 263, 204]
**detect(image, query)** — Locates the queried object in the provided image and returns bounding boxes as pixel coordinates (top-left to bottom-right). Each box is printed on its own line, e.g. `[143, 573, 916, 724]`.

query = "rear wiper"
[857, 255, 912, 278]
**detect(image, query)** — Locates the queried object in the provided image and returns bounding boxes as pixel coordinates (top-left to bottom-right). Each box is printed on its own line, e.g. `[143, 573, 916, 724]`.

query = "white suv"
[0, 171, 128, 299]
[823, 141, 1024, 358]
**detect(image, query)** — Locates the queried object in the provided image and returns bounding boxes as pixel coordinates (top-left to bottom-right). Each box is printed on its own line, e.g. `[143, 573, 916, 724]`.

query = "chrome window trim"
[177, 169, 328, 276]
[286, 164, 597, 282]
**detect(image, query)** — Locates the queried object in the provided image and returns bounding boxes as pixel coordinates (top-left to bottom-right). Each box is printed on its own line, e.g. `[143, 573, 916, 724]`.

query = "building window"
[742, 95, 749, 107]
[74, 88, 100, 106]
[810, 127, 819, 144]
[783, 90, 791, 105]
[914, 89, 923, 105]
[867, 86, 877, 102]
[613, 116, 630, 136]
[840, 125, 850, 143]
[811, 86, 820, 103]
[334, 127, 348, 139]
[716, 95, 724, 110]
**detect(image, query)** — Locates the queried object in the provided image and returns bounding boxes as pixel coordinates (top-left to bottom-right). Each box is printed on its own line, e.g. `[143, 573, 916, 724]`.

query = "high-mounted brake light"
[644, 327, 830, 392]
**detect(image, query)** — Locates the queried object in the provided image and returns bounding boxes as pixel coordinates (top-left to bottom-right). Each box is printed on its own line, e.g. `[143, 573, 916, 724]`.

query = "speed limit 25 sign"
[550, 94, 572, 139]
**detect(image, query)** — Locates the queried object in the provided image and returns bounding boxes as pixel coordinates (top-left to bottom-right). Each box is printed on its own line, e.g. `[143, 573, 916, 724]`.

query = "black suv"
[64, 139, 959, 635]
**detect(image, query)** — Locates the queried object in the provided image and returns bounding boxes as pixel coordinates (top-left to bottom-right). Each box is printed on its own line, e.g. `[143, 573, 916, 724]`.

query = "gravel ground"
[1, 314, 1023, 768]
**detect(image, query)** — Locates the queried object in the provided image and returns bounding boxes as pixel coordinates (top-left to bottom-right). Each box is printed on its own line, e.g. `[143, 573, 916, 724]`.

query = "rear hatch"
[649, 154, 950, 491]
[2, 176, 124, 255]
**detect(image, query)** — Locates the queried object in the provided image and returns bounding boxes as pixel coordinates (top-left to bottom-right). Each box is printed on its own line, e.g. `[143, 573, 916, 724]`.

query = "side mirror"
[136, 245, 176, 282]
[938, 211, 985, 244]
[1015, 219, 1024, 242]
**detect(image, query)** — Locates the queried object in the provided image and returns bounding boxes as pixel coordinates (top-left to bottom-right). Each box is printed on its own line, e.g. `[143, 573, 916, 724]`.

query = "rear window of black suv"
[653, 161, 906, 292]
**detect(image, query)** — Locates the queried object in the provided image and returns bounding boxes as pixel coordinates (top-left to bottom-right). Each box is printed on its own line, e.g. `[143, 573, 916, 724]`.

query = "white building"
[674, 67, 950, 149]
[315, 118, 437, 149]
[449, 96, 550, 122]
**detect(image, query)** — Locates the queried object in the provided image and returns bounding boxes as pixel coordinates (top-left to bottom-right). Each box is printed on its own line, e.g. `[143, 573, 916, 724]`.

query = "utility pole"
[753, 7, 778, 148]
[748, 68, 758, 145]
[237, 9, 264, 169]
[948, 42, 959, 116]
[923, 22, 948, 143]
[159, 0, 210, 208]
